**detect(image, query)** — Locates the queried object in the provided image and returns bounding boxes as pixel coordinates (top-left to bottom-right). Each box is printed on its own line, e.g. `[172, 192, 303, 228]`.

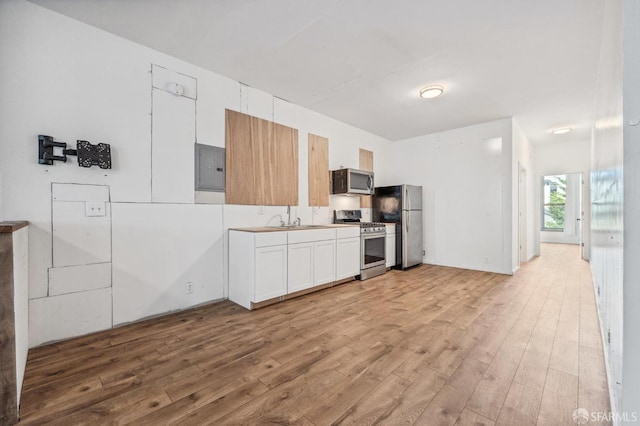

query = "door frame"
[519, 165, 528, 264]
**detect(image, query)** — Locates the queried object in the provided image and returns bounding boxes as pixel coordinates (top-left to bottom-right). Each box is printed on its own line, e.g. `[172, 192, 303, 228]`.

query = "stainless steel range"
[334, 210, 387, 280]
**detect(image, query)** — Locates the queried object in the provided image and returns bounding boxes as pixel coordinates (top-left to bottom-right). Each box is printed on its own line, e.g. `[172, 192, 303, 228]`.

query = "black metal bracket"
[38, 135, 77, 165]
[38, 135, 111, 169]
[77, 140, 111, 169]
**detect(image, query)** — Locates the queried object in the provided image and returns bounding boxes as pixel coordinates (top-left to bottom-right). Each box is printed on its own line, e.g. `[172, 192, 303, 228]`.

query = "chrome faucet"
[283, 206, 301, 227]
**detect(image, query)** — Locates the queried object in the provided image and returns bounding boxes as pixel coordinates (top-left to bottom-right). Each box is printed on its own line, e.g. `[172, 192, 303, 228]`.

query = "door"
[386, 234, 396, 268]
[313, 240, 336, 285]
[361, 234, 385, 269]
[579, 173, 585, 259]
[402, 209, 423, 268]
[349, 169, 374, 193]
[287, 243, 314, 293]
[403, 185, 423, 211]
[255, 245, 287, 302]
[519, 167, 527, 264]
[336, 237, 360, 280]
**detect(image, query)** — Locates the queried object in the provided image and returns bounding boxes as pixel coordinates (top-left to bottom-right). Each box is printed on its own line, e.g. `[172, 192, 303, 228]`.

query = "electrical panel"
[195, 144, 225, 192]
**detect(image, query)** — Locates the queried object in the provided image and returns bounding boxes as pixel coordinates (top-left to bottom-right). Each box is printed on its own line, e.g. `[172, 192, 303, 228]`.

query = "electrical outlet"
[186, 282, 194, 294]
[422, 250, 426, 256]
[484, 257, 489, 264]
[85, 201, 106, 217]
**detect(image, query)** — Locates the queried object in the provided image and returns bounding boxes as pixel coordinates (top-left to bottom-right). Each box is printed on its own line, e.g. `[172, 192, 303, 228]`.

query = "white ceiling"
[29, 0, 605, 144]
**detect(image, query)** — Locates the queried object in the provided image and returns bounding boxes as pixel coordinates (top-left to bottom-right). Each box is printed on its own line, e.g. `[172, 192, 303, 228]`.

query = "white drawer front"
[255, 231, 288, 247]
[336, 226, 360, 239]
[288, 228, 337, 244]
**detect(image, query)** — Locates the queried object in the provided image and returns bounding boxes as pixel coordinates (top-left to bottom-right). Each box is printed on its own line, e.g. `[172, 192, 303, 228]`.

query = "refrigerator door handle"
[405, 186, 410, 210]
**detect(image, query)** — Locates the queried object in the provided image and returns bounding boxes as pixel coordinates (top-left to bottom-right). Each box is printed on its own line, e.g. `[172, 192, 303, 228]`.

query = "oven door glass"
[362, 234, 386, 269]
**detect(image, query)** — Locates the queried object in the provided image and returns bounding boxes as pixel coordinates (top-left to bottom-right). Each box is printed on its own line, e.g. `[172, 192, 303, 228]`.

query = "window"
[542, 174, 566, 231]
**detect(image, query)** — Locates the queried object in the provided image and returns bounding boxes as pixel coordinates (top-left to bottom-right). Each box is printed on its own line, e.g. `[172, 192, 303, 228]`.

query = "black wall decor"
[37, 135, 111, 169]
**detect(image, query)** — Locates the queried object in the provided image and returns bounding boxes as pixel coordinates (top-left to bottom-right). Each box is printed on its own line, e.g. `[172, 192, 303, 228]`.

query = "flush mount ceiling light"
[551, 126, 572, 135]
[419, 85, 444, 99]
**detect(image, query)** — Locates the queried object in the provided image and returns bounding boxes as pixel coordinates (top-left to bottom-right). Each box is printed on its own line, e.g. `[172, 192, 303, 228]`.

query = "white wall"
[111, 204, 224, 326]
[622, 0, 640, 419]
[382, 118, 518, 274]
[512, 120, 535, 268]
[534, 140, 591, 175]
[12, 227, 28, 407]
[591, 0, 623, 417]
[0, 0, 390, 347]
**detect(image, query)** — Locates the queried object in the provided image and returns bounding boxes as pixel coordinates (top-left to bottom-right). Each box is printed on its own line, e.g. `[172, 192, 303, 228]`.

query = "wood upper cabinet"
[272, 123, 298, 206]
[308, 134, 329, 207]
[226, 110, 256, 205]
[226, 109, 298, 206]
[359, 148, 374, 208]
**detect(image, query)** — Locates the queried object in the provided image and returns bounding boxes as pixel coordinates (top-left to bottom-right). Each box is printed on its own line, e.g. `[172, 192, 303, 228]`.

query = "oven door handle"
[362, 233, 386, 239]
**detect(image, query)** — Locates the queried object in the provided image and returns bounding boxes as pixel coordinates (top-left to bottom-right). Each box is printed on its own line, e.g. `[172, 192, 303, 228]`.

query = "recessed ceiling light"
[551, 127, 572, 135]
[419, 85, 444, 99]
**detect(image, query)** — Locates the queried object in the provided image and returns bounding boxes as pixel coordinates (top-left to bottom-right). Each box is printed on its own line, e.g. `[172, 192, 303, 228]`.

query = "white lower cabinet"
[229, 230, 288, 309]
[288, 238, 336, 293]
[288, 242, 314, 293]
[229, 226, 358, 309]
[336, 237, 361, 280]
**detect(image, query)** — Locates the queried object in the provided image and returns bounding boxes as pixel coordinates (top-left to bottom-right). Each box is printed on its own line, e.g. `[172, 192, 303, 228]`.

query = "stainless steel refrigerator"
[373, 185, 423, 269]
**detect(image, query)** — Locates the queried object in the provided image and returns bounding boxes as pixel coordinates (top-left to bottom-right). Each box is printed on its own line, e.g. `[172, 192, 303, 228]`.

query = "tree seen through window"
[543, 175, 566, 230]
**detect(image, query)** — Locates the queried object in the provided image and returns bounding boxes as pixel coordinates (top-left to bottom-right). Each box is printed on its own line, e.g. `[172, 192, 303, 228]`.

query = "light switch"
[85, 201, 106, 217]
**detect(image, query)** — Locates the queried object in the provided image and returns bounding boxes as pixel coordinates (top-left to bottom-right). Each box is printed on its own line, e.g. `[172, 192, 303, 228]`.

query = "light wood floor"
[19, 243, 611, 425]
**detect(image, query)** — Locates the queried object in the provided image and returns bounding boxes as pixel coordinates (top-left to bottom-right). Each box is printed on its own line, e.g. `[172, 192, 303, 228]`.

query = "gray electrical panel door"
[195, 144, 225, 192]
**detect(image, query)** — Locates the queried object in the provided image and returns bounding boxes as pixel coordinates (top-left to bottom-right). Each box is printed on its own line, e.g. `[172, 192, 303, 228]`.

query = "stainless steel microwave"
[331, 168, 374, 195]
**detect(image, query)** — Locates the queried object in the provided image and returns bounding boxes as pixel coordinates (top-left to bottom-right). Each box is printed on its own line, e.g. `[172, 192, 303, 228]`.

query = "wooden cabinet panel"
[359, 148, 374, 208]
[272, 123, 298, 206]
[251, 115, 273, 205]
[226, 110, 257, 205]
[226, 109, 298, 206]
[308, 134, 329, 207]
